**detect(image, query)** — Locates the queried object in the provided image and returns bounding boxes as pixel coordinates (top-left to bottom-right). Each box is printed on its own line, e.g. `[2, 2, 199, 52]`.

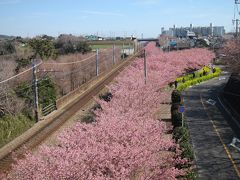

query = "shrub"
[59, 42, 75, 54]
[76, 42, 92, 54]
[171, 103, 181, 112]
[0, 114, 34, 148]
[54, 35, 91, 55]
[172, 110, 182, 127]
[186, 171, 198, 180]
[81, 114, 95, 124]
[38, 77, 57, 108]
[173, 127, 194, 161]
[173, 126, 189, 141]
[176, 66, 211, 83]
[99, 92, 113, 102]
[91, 103, 102, 111]
[29, 38, 57, 59]
[15, 58, 31, 73]
[177, 67, 221, 91]
[15, 77, 57, 114]
[0, 41, 16, 55]
[180, 141, 194, 160]
[171, 90, 182, 104]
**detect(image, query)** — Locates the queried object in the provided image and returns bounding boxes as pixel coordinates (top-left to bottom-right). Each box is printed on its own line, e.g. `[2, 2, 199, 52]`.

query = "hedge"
[177, 67, 221, 91]
[171, 90, 182, 104]
[176, 66, 211, 83]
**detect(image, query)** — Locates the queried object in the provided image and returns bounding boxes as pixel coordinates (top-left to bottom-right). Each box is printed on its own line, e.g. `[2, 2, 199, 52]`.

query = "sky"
[0, 0, 237, 38]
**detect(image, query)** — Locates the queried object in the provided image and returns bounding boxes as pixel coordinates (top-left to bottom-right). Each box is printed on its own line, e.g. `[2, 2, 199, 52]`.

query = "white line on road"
[206, 99, 216, 106]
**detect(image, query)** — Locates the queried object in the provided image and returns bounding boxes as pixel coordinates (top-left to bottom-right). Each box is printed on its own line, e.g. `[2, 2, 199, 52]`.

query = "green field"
[88, 40, 134, 50]
[90, 44, 116, 49]
[90, 44, 134, 50]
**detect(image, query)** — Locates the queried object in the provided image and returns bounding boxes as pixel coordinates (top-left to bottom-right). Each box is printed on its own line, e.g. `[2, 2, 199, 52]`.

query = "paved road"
[183, 72, 240, 180]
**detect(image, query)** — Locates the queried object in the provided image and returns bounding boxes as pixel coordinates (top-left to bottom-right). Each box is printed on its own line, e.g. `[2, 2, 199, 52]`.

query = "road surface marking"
[219, 77, 226, 80]
[230, 137, 240, 152]
[200, 93, 240, 177]
[206, 99, 216, 106]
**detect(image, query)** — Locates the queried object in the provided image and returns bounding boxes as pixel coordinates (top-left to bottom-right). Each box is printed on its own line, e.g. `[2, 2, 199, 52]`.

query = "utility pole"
[128, 43, 131, 55]
[112, 44, 115, 65]
[233, 19, 239, 37]
[144, 49, 147, 84]
[122, 43, 125, 60]
[32, 59, 39, 122]
[234, 0, 240, 37]
[96, 49, 99, 76]
[236, 19, 239, 37]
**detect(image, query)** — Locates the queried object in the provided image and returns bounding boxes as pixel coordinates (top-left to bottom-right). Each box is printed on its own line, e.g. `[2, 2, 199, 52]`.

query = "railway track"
[0, 52, 139, 173]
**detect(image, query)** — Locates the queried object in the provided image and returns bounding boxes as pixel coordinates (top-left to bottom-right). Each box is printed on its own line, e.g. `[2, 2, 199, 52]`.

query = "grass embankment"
[0, 114, 34, 148]
[176, 67, 221, 91]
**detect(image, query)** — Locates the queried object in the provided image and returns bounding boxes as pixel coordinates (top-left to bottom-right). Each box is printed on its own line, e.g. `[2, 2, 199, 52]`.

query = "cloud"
[0, 0, 21, 5]
[81, 10, 125, 17]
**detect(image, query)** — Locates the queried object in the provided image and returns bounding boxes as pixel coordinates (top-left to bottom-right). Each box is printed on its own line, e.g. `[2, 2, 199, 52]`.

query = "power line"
[0, 52, 105, 84]
[43, 54, 96, 65]
[233, 0, 240, 36]
[0, 61, 42, 85]
[42, 49, 108, 66]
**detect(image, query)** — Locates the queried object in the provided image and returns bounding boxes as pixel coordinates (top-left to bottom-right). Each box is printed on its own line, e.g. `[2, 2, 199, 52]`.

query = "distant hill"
[0, 34, 16, 40]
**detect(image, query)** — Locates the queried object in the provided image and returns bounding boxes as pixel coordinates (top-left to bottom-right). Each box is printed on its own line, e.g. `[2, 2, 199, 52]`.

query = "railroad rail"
[0, 52, 140, 173]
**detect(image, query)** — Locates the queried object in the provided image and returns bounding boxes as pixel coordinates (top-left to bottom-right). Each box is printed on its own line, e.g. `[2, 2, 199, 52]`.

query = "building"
[162, 24, 225, 38]
[85, 35, 104, 41]
[213, 26, 225, 37]
[187, 31, 196, 37]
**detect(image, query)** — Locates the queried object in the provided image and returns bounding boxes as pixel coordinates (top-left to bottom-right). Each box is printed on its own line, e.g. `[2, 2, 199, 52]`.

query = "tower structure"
[233, 0, 240, 36]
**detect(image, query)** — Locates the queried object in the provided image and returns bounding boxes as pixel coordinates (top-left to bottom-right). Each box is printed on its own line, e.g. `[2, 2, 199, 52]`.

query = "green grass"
[90, 44, 134, 50]
[0, 114, 34, 148]
[90, 44, 114, 49]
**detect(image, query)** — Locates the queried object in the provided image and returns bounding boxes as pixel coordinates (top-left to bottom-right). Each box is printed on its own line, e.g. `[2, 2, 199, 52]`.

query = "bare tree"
[222, 38, 240, 74]
[0, 59, 25, 116]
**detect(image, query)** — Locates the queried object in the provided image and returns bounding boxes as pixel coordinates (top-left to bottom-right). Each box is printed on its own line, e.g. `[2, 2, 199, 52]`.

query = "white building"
[187, 31, 196, 37]
[213, 26, 225, 37]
